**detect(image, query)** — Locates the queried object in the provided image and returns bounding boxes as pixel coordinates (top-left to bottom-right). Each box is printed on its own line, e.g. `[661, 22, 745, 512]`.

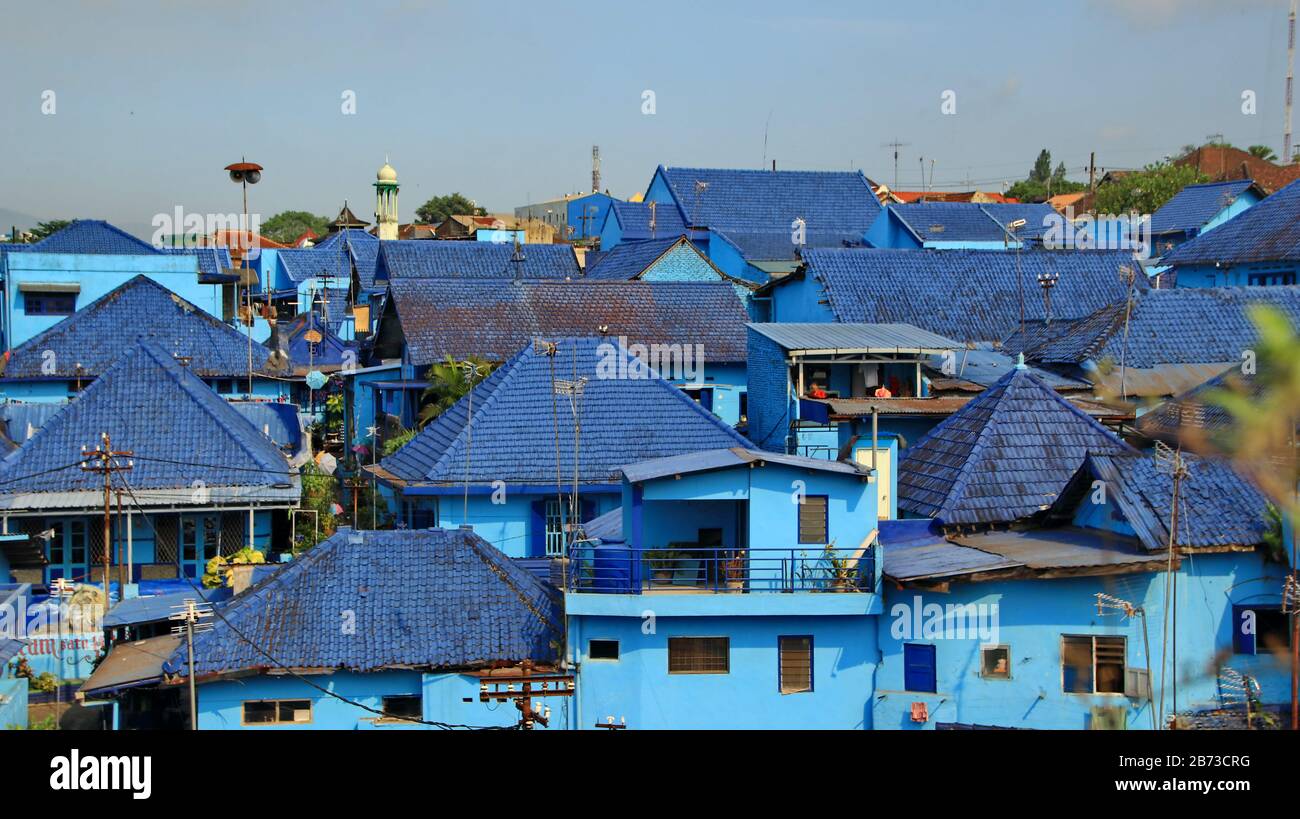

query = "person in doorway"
[808, 382, 828, 399]
[873, 384, 892, 399]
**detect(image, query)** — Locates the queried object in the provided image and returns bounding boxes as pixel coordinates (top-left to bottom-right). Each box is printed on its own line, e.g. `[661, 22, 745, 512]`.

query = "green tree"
[1248, 144, 1278, 162]
[1093, 162, 1209, 214]
[261, 210, 330, 244]
[1030, 149, 1053, 183]
[28, 219, 73, 242]
[415, 193, 485, 225]
[416, 356, 497, 428]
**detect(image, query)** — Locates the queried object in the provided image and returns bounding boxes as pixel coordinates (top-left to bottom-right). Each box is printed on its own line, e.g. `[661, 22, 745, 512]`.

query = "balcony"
[567, 543, 877, 596]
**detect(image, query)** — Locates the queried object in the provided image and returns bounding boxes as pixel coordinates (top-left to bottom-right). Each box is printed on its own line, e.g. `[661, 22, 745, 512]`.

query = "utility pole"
[80, 432, 132, 611]
[1287, 0, 1296, 164]
[169, 598, 213, 731]
[477, 661, 575, 730]
[1088, 151, 1097, 193]
[1155, 442, 1187, 729]
[344, 477, 365, 527]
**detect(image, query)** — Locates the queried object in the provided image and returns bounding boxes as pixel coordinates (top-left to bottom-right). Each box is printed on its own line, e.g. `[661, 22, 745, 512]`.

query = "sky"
[0, 0, 1291, 237]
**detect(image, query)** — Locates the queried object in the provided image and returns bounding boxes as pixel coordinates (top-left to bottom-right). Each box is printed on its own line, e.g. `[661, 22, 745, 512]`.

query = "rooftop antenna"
[592, 145, 601, 193]
[648, 200, 658, 239]
[460, 359, 488, 524]
[554, 348, 588, 554]
[1005, 218, 1027, 337]
[1095, 593, 1158, 730]
[691, 180, 709, 229]
[761, 108, 773, 170]
[1287, 0, 1297, 163]
[1153, 440, 1190, 727]
[1117, 265, 1139, 401]
[1217, 668, 1261, 729]
[882, 138, 909, 191]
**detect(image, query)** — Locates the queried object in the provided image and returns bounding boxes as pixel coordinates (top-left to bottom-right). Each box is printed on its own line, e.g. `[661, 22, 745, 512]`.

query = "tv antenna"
[1095, 593, 1157, 729]
[882, 138, 909, 190]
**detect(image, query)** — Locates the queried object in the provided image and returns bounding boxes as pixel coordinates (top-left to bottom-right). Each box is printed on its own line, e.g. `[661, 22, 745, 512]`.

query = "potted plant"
[823, 540, 859, 592]
[643, 548, 679, 585]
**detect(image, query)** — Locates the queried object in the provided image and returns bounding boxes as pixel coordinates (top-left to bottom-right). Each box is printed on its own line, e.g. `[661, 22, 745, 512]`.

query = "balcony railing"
[567, 544, 877, 595]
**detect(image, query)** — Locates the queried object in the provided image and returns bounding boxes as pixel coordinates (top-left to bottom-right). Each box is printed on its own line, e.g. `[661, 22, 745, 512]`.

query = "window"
[1248, 272, 1297, 286]
[242, 699, 312, 725]
[1062, 635, 1125, 694]
[588, 639, 620, 661]
[23, 293, 76, 316]
[798, 495, 828, 544]
[903, 643, 937, 693]
[381, 695, 422, 721]
[779, 636, 813, 694]
[980, 645, 1011, 679]
[668, 637, 729, 674]
[544, 498, 567, 557]
[1233, 605, 1292, 655]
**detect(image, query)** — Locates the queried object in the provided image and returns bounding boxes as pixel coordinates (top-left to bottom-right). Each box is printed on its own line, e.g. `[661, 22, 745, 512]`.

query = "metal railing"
[567, 544, 877, 595]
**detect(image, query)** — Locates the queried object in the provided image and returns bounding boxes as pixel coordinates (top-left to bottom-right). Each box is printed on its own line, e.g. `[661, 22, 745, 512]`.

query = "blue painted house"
[633, 166, 883, 284]
[368, 278, 750, 428]
[597, 199, 688, 250]
[761, 248, 1142, 338]
[369, 336, 752, 558]
[0, 340, 300, 585]
[1162, 177, 1300, 287]
[865, 202, 1058, 249]
[82, 527, 565, 730]
[877, 450, 1288, 730]
[566, 447, 882, 729]
[582, 235, 761, 317]
[0, 220, 232, 350]
[1147, 179, 1262, 259]
[744, 323, 964, 517]
[0, 275, 290, 403]
[1007, 285, 1300, 400]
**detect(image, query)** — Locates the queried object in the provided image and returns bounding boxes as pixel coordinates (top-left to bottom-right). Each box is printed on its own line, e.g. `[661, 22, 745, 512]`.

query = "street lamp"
[1006, 218, 1027, 338]
[224, 159, 263, 395]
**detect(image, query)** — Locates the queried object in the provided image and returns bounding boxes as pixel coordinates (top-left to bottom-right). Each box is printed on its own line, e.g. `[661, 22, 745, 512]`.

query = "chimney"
[230, 563, 258, 596]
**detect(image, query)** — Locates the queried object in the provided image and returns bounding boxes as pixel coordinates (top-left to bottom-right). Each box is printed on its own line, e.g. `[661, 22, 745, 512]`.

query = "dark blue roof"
[799, 248, 1142, 343]
[583, 237, 706, 280]
[163, 247, 233, 281]
[1010, 285, 1300, 368]
[20, 220, 157, 254]
[0, 341, 295, 504]
[657, 166, 881, 235]
[384, 279, 749, 364]
[1079, 452, 1271, 551]
[888, 202, 1058, 243]
[277, 247, 351, 284]
[898, 366, 1131, 526]
[584, 508, 623, 542]
[312, 229, 380, 290]
[1164, 177, 1300, 265]
[607, 199, 688, 241]
[103, 586, 231, 628]
[282, 312, 355, 371]
[162, 527, 562, 676]
[2, 275, 282, 379]
[716, 228, 866, 261]
[376, 240, 580, 281]
[1149, 179, 1257, 237]
[379, 337, 751, 485]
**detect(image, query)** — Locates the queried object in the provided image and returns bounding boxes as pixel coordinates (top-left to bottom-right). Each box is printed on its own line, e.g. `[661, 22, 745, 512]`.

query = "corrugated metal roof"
[162, 528, 563, 677]
[747, 322, 960, 354]
[620, 446, 864, 484]
[79, 633, 182, 696]
[584, 507, 623, 543]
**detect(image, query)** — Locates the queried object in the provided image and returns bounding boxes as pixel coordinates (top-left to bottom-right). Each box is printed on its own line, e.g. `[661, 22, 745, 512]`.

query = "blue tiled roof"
[1164, 177, 1300, 265]
[1149, 179, 1257, 237]
[608, 199, 688, 241]
[1010, 286, 1300, 368]
[0, 341, 296, 506]
[888, 203, 1057, 243]
[376, 240, 580, 281]
[163, 247, 233, 281]
[384, 279, 749, 364]
[657, 166, 882, 234]
[20, 220, 158, 254]
[379, 337, 751, 486]
[898, 366, 1131, 526]
[162, 527, 562, 676]
[1, 275, 283, 379]
[277, 247, 351, 284]
[1080, 452, 1271, 551]
[312, 229, 380, 290]
[799, 248, 1142, 343]
[583, 237, 694, 280]
[716, 228, 866, 261]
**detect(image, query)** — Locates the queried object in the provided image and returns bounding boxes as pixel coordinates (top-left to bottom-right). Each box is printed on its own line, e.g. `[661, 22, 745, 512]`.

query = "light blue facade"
[1169, 260, 1299, 288]
[193, 669, 561, 730]
[566, 454, 883, 729]
[567, 193, 617, 243]
[2, 252, 223, 350]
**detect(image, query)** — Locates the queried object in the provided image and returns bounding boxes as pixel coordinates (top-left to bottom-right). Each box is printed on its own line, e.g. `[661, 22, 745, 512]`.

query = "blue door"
[180, 514, 221, 578]
[45, 519, 90, 584]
